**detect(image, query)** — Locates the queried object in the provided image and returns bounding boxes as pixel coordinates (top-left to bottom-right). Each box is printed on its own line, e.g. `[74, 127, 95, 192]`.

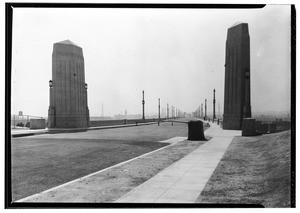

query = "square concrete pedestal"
[242, 118, 256, 136]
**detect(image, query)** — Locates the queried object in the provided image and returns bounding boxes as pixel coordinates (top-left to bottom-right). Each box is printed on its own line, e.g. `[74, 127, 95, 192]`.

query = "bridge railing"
[89, 118, 168, 127]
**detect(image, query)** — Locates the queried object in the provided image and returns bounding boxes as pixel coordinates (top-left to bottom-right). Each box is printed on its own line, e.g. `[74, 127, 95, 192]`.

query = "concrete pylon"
[223, 23, 251, 130]
[48, 40, 90, 128]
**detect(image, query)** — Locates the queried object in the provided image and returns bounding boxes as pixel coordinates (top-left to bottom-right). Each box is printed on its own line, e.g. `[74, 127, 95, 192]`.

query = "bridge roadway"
[16, 121, 240, 203]
[11, 118, 191, 137]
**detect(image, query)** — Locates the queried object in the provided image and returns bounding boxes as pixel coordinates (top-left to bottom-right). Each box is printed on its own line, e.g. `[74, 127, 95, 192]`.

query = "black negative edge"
[6, 3, 265, 9]
[5, 3, 13, 209]
[7, 202, 264, 208]
[5, 2, 283, 209]
[290, 4, 296, 209]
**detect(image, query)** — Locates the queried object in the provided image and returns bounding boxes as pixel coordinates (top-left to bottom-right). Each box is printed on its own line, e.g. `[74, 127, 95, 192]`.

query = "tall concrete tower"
[223, 23, 251, 130]
[48, 40, 89, 128]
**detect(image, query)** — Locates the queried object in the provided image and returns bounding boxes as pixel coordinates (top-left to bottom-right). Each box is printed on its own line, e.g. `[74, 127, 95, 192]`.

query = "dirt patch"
[196, 130, 291, 207]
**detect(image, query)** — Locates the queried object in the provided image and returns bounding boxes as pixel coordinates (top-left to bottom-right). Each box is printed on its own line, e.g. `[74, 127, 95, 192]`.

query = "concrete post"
[188, 120, 206, 141]
[242, 118, 256, 136]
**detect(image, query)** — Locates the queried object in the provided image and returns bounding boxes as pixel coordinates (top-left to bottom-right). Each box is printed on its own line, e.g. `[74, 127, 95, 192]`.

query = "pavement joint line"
[153, 141, 215, 202]
[117, 138, 211, 203]
[16, 136, 188, 202]
[152, 152, 202, 202]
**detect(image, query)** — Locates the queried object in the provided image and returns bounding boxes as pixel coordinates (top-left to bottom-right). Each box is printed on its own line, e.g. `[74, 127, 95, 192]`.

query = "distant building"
[48, 40, 90, 128]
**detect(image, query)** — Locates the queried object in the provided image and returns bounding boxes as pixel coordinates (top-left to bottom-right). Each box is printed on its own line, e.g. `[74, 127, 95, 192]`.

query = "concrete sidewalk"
[116, 122, 240, 203]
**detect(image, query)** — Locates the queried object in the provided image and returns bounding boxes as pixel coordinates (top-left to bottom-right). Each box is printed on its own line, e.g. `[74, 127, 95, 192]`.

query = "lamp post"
[205, 99, 207, 120]
[49, 80, 53, 105]
[142, 90, 145, 120]
[158, 98, 160, 125]
[85, 83, 89, 126]
[48, 80, 54, 128]
[85, 83, 88, 105]
[213, 89, 216, 120]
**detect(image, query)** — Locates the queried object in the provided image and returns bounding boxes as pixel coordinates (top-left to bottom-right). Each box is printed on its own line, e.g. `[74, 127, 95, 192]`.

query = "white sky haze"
[11, 5, 291, 117]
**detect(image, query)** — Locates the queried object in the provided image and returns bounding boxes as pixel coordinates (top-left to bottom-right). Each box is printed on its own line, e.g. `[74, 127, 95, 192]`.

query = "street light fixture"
[49, 80, 53, 88]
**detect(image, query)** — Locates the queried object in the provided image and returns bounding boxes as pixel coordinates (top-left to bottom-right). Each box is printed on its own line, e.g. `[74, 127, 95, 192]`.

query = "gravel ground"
[196, 130, 291, 207]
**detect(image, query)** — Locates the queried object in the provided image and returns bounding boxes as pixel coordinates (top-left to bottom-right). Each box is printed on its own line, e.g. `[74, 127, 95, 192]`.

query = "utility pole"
[142, 90, 145, 120]
[213, 89, 216, 119]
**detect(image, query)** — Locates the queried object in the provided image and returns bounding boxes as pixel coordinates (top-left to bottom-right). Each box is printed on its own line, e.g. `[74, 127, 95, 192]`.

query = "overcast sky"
[11, 5, 291, 117]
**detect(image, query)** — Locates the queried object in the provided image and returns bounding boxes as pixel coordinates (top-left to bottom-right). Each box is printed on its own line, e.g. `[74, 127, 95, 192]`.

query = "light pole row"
[194, 89, 216, 120]
[141, 90, 184, 121]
